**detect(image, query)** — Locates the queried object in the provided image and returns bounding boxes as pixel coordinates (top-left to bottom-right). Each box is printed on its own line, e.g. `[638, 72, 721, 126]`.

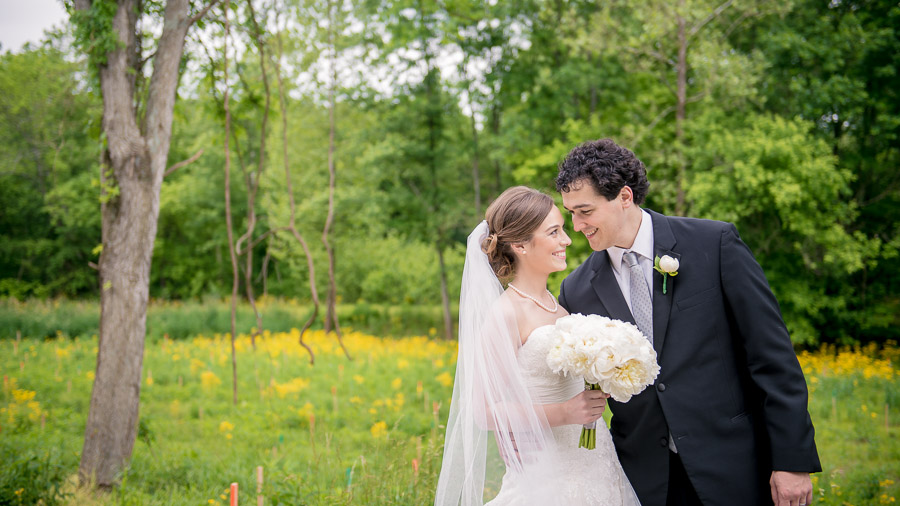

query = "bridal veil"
[434, 221, 564, 506]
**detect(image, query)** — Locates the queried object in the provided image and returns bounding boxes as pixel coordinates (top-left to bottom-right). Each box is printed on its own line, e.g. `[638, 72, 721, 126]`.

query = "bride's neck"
[509, 272, 549, 296]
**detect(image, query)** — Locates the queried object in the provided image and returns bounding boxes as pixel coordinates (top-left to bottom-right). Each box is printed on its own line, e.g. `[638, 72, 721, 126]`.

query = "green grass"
[0, 325, 898, 505]
[0, 297, 454, 341]
[1, 330, 456, 505]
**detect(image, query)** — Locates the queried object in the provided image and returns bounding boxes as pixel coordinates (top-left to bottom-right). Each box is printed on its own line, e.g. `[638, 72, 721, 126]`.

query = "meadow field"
[1, 304, 898, 505]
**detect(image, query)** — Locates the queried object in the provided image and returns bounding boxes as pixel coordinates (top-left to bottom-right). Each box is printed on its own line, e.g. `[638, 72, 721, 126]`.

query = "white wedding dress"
[486, 325, 641, 506]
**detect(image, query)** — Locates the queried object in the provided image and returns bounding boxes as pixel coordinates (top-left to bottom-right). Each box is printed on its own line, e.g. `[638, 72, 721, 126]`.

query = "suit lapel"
[589, 252, 636, 326]
[648, 209, 678, 360]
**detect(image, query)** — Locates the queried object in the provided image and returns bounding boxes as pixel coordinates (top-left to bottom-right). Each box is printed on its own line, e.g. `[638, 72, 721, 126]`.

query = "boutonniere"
[653, 255, 679, 294]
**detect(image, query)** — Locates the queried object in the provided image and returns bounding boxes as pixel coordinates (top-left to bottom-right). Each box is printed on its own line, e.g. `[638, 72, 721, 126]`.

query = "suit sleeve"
[719, 224, 821, 472]
[558, 277, 570, 312]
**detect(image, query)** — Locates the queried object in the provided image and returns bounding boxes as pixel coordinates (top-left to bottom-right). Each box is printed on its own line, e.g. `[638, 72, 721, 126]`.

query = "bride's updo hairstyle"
[482, 186, 554, 280]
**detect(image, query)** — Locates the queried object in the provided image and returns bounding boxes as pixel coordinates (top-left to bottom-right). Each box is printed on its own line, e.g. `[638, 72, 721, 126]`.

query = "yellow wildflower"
[190, 359, 207, 374]
[370, 421, 388, 438]
[12, 389, 35, 403]
[296, 402, 315, 420]
[201, 371, 221, 389]
[436, 372, 453, 388]
[271, 377, 310, 398]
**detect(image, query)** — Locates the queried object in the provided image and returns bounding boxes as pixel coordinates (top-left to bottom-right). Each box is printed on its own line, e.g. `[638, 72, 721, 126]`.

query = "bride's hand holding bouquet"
[546, 313, 661, 449]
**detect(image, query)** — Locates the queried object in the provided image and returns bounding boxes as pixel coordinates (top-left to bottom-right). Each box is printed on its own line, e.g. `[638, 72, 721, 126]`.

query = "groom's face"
[561, 182, 629, 251]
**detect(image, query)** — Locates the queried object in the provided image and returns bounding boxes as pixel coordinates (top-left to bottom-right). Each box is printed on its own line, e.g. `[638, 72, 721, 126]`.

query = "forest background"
[2, 0, 899, 346]
[1, 0, 899, 504]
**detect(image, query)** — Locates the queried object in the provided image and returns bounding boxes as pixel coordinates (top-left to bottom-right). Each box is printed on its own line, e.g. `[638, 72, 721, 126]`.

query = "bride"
[434, 186, 639, 506]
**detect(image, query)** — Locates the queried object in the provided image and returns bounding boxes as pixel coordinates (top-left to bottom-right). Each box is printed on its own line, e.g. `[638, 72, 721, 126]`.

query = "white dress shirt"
[607, 209, 655, 314]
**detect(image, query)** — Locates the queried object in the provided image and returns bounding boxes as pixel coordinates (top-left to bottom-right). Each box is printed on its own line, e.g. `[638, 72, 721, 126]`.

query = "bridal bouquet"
[546, 313, 661, 449]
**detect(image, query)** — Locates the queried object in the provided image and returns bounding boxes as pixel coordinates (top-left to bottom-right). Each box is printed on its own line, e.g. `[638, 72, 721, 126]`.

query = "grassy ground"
[1, 326, 898, 504]
[0, 297, 453, 341]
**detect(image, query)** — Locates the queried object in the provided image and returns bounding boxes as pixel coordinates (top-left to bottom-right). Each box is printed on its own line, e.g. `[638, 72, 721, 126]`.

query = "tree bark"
[469, 98, 482, 216]
[273, 18, 317, 363]
[321, 0, 351, 360]
[240, 0, 273, 348]
[675, 0, 687, 216]
[78, 0, 198, 487]
[436, 241, 453, 340]
[223, 0, 239, 406]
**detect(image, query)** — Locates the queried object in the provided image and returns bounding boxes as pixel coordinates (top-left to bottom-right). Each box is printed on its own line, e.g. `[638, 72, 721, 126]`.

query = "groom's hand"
[770, 470, 813, 506]
[565, 390, 610, 425]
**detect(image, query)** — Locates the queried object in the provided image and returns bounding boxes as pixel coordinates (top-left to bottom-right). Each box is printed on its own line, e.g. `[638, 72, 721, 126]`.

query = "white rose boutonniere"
[653, 255, 679, 294]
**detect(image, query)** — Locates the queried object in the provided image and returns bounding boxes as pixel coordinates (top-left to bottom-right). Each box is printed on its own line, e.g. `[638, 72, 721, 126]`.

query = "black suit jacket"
[559, 210, 821, 506]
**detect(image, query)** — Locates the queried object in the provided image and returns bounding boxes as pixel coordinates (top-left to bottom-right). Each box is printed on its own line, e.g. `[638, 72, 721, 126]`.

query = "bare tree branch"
[724, 10, 755, 38]
[685, 91, 708, 104]
[631, 105, 676, 147]
[248, 226, 289, 250]
[624, 46, 673, 66]
[164, 148, 204, 177]
[189, 0, 223, 27]
[687, 0, 734, 42]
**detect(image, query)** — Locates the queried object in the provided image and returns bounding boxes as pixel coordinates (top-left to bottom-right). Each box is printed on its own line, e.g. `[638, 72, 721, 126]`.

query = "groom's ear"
[619, 186, 635, 207]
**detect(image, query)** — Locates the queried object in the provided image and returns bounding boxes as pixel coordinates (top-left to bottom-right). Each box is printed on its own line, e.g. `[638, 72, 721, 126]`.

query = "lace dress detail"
[485, 325, 640, 506]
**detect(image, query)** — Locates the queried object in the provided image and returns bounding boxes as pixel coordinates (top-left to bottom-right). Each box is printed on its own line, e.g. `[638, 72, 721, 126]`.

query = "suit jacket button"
[657, 383, 666, 392]
[659, 437, 668, 447]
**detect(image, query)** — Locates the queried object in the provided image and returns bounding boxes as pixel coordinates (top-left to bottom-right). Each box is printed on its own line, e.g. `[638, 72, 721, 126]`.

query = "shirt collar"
[608, 209, 654, 273]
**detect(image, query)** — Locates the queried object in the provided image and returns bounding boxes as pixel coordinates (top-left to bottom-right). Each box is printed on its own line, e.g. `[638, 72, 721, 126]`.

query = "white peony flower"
[546, 313, 660, 403]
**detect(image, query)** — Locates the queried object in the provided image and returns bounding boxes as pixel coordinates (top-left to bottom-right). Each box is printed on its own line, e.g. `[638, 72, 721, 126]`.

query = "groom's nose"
[571, 215, 584, 231]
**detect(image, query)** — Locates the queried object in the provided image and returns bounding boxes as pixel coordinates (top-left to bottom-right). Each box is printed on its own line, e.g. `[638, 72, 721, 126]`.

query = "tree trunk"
[242, 0, 273, 347]
[322, 0, 351, 360]
[491, 102, 503, 196]
[675, 1, 687, 216]
[78, 0, 196, 487]
[436, 241, 453, 340]
[470, 102, 482, 216]
[223, 0, 239, 406]
[273, 21, 317, 363]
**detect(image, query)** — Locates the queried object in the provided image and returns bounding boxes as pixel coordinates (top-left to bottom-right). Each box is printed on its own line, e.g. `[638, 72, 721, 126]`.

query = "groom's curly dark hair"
[555, 139, 650, 205]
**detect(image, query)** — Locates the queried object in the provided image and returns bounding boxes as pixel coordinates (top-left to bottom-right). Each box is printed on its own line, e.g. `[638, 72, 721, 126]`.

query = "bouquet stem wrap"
[580, 382, 603, 449]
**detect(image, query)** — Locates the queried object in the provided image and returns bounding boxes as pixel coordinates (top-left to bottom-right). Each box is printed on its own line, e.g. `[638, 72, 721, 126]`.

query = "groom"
[556, 139, 820, 506]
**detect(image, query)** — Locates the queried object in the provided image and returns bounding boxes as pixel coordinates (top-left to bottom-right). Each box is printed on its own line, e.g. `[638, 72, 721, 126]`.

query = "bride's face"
[516, 207, 571, 274]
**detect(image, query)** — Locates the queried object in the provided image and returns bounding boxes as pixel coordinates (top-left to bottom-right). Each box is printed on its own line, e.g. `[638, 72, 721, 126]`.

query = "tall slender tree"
[71, 0, 220, 488]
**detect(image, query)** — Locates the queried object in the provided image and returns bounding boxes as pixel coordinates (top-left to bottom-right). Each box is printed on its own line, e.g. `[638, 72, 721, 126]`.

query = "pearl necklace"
[507, 283, 559, 313]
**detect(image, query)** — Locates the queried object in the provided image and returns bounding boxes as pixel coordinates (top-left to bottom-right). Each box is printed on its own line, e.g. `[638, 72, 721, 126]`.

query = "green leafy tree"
[736, 0, 900, 342]
[686, 113, 878, 344]
[0, 47, 101, 298]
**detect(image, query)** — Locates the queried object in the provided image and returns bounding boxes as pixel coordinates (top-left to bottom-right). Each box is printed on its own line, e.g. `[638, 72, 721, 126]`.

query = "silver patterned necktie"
[623, 251, 653, 344]
[625, 251, 677, 452]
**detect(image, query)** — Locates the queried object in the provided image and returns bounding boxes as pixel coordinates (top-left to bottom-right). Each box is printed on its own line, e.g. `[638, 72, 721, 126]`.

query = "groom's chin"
[586, 238, 607, 251]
